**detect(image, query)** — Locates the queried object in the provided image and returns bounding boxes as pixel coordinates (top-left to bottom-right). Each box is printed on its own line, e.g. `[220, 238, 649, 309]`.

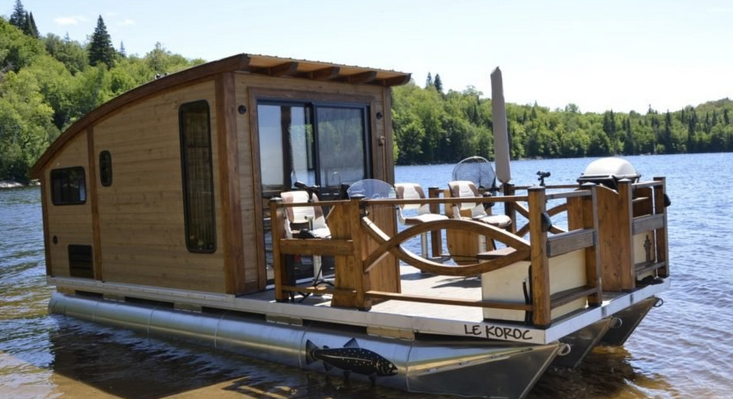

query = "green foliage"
[0, 69, 58, 181]
[88, 15, 116, 68]
[0, 17, 43, 71]
[0, 14, 206, 182]
[392, 82, 733, 165]
[434, 74, 443, 94]
[44, 33, 88, 74]
[23, 12, 38, 38]
[8, 0, 25, 28]
[145, 42, 201, 75]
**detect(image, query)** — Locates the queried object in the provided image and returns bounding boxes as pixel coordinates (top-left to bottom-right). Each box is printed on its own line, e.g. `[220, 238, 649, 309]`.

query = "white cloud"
[106, 12, 119, 17]
[118, 19, 136, 26]
[54, 16, 88, 26]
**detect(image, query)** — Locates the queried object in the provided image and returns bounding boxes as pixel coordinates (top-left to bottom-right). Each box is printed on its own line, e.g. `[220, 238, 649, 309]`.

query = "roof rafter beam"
[249, 61, 300, 77]
[381, 74, 412, 87]
[269, 61, 299, 76]
[310, 66, 341, 81]
[343, 71, 378, 84]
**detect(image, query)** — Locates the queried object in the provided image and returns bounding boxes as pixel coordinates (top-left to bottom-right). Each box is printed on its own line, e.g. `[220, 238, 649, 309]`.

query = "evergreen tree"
[119, 41, 126, 57]
[688, 118, 696, 152]
[434, 73, 443, 94]
[624, 118, 635, 154]
[9, 0, 26, 29]
[425, 72, 433, 88]
[23, 12, 39, 38]
[88, 15, 116, 68]
[663, 111, 673, 153]
[602, 110, 617, 153]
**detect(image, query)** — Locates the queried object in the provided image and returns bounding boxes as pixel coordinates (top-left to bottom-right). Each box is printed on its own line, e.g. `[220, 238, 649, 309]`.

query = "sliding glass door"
[257, 100, 370, 281]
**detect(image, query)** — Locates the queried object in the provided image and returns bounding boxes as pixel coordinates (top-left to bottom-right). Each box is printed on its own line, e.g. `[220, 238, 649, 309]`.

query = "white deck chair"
[447, 180, 511, 255]
[395, 183, 448, 258]
[280, 190, 331, 280]
[447, 180, 512, 228]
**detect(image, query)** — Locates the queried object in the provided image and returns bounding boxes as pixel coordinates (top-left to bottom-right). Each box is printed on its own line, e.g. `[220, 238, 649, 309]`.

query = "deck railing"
[268, 178, 668, 328]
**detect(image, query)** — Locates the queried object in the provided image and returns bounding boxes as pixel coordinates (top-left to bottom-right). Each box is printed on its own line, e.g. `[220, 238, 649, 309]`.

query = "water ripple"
[1, 154, 732, 398]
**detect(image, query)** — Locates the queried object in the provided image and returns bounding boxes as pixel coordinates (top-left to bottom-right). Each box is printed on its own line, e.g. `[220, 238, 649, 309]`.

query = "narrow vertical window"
[179, 100, 216, 253]
[99, 150, 112, 186]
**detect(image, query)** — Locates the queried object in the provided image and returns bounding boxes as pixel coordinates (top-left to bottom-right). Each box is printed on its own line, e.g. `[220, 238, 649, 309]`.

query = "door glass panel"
[257, 104, 285, 191]
[258, 104, 315, 192]
[317, 107, 366, 189]
[289, 106, 315, 186]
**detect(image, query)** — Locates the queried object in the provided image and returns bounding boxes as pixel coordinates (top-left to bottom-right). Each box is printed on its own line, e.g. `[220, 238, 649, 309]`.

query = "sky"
[6, 0, 733, 114]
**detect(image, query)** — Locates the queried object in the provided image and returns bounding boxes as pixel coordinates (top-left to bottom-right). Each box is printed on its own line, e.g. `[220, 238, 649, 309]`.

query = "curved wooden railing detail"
[267, 178, 670, 328]
[361, 218, 530, 276]
[515, 193, 572, 237]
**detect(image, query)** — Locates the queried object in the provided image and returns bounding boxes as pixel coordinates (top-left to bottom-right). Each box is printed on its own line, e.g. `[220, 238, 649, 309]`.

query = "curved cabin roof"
[30, 53, 411, 178]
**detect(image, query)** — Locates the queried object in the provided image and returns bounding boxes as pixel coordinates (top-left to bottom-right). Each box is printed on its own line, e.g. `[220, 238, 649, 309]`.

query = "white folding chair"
[395, 183, 448, 258]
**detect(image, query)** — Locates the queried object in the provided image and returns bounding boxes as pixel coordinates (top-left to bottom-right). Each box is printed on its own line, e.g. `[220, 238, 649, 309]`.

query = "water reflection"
[43, 317, 457, 399]
[529, 346, 676, 399]
[4, 315, 677, 399]
[47, 317, 274, 399]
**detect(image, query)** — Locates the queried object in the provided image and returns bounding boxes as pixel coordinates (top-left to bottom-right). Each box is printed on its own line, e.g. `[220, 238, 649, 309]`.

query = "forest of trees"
[392, 75, 733, 165]
[2, 0, 733, 182]
[0, 1, 204, 182]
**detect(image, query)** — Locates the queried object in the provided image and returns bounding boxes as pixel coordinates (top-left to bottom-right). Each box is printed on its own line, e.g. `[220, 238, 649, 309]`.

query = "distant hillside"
[392, 78, 733, 165]
[1, 6, 732, 182]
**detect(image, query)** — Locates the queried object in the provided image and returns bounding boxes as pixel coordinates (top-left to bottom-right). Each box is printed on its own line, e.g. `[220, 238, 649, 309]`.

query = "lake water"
[1, 153, 732, 398]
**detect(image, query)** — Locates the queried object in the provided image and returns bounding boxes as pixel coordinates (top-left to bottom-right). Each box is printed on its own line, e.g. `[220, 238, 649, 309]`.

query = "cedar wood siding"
[92, 80, 226, 293]
[44, 132, 93, 277]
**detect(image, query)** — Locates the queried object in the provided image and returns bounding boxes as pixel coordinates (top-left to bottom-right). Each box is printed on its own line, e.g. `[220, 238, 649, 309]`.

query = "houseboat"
[30, 54, 670, 399]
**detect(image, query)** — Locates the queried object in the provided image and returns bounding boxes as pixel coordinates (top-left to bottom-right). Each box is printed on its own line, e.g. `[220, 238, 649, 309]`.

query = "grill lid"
[577, 157, 640, 188]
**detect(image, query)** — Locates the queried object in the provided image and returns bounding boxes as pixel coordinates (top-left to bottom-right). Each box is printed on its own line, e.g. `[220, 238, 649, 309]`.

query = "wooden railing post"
[348, 195, 369, 310]
[504, 183, 517, 233]
[582, 184, 602, 306]
[654, 177, 670, 277]
[617, 179, 635, 290]
[528, 186, 551, 327]
[428, 186, 444, 257]
[269, 198, 288, 302]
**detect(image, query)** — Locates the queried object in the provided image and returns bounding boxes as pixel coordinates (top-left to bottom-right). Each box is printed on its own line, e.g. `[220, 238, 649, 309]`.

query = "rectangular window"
[51, 167, 86, 205]
[179, 100, 216, 253]
[257, 101, 369, 197]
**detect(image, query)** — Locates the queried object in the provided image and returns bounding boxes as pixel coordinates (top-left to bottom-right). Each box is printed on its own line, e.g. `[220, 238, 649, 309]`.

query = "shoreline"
[0, 180, 39, 189]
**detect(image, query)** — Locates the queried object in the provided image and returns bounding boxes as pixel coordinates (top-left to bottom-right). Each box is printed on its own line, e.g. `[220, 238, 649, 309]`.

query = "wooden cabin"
[31, 54, 410, 296]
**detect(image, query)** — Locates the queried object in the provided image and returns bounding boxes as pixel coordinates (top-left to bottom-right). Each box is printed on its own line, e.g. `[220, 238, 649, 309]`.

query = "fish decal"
[305, 338, 398, 384]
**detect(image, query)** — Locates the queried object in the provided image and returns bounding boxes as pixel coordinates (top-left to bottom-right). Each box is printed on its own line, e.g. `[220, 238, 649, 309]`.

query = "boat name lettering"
[463, 324, 532, 341]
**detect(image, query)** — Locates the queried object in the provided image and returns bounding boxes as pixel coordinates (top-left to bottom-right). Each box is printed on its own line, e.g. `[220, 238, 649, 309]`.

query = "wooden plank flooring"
[242, 264, 669, 326]
[245, 266, 496, 322]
